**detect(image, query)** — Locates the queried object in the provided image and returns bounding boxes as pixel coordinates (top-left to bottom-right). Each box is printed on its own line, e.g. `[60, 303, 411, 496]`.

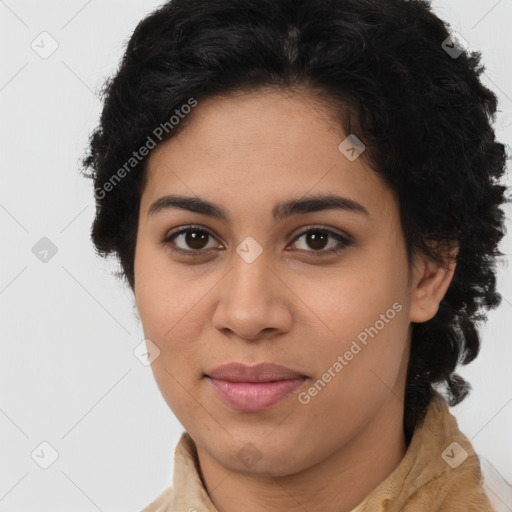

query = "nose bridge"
[227, 242, 273, 308]
[212, 241, 292, 339]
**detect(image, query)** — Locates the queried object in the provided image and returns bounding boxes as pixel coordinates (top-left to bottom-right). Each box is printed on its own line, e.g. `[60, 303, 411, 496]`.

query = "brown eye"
[289, 227, 352, 256]
[301, 230, 330, 250]
[179, 229, 211, 250]
[161, 225, 352, 258]
[162, 226, 220, 254]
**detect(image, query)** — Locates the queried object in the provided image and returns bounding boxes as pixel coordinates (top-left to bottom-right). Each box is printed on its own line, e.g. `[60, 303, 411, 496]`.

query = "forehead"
[142, 89, 396, 222]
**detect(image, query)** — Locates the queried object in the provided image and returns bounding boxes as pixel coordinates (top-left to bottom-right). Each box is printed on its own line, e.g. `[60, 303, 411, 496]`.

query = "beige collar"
[142, 395, 494, 512]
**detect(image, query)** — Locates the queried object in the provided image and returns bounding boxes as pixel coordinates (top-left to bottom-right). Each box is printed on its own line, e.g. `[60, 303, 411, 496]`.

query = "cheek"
[321, 298, 408, 384]
[134, 238, 184, 335]
[134, 243, 209, 370]
[306, 306, 409, 430]
[135, 262, 206, 416]
[136, 281, 204, 351]
[308, 259, 409, 389]
[313, 264, 405, 338]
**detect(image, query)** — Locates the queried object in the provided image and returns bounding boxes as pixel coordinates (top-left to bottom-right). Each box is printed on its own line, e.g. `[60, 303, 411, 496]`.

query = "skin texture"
[133, 88, 457, 512]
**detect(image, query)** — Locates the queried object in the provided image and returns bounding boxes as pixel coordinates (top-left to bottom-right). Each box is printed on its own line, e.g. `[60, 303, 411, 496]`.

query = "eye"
[289, 226, 352, 257]
[161, 225, 352, 257]
[161, 225, 220, 255]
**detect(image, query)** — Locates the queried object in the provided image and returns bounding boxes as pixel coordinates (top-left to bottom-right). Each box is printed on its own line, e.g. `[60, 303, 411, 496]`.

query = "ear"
[409, 242, 459, 323]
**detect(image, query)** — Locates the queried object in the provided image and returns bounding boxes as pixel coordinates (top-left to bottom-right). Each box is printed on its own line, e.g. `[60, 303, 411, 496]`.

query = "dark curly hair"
[81, 0, 509, 444]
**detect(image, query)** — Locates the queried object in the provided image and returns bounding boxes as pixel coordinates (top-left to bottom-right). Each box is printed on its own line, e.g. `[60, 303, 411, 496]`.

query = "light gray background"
[1, 1, 511, 511]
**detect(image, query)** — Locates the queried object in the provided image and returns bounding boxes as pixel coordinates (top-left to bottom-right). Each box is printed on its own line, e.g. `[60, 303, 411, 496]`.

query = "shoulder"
[139, 486, 174, 512]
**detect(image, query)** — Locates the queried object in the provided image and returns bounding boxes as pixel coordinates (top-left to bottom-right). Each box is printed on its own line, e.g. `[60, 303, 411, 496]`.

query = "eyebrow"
[147, 193, 370, 223]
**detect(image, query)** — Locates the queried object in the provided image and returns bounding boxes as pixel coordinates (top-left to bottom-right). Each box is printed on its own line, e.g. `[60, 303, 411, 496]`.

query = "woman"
[81, 0, 508, 510]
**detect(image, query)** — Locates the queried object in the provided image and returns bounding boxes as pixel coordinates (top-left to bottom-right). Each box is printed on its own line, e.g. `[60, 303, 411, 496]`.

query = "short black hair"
[81, 0, 509, 444]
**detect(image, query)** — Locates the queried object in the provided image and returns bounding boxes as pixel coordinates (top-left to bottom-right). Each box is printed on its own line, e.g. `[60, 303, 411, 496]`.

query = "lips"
[205, 362, 307, 382]
[204, 362, 308, 411]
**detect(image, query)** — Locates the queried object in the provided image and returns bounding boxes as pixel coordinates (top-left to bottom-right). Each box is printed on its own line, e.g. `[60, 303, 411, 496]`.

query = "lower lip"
[206, 376, 307, 411]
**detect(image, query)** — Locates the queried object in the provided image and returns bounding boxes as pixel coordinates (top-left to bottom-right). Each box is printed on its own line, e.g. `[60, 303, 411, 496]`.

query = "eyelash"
[161, 224, 353, 258]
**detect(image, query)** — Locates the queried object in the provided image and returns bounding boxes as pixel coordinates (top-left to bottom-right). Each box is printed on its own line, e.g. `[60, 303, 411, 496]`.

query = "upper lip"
[205, 362, 307, 383]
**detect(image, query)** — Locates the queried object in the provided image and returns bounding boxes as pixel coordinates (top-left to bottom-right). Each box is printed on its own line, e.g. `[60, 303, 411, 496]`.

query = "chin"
[205, 432, 312, 476]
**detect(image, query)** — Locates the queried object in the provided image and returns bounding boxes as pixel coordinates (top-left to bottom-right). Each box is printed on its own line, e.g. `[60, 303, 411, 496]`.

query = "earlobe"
[409, 244, 459, 323]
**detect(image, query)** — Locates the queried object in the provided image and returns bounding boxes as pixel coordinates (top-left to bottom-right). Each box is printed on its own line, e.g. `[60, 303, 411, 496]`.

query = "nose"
[211, 251, 293, 342]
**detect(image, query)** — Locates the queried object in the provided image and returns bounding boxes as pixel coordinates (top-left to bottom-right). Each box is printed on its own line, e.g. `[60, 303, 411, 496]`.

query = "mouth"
[204, 362, 308, 411]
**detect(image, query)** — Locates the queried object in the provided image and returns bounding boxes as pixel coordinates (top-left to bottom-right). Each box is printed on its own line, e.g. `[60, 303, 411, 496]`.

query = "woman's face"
[133, 88, 446, 476]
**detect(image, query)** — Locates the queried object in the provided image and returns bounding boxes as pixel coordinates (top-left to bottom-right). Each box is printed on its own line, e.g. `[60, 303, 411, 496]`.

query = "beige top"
[141, 395, 495, 512]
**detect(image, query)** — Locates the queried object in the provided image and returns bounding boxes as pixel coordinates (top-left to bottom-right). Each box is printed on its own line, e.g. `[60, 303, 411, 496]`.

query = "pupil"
[186, 231, 208, 249]
[308, 231, 327, 250]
